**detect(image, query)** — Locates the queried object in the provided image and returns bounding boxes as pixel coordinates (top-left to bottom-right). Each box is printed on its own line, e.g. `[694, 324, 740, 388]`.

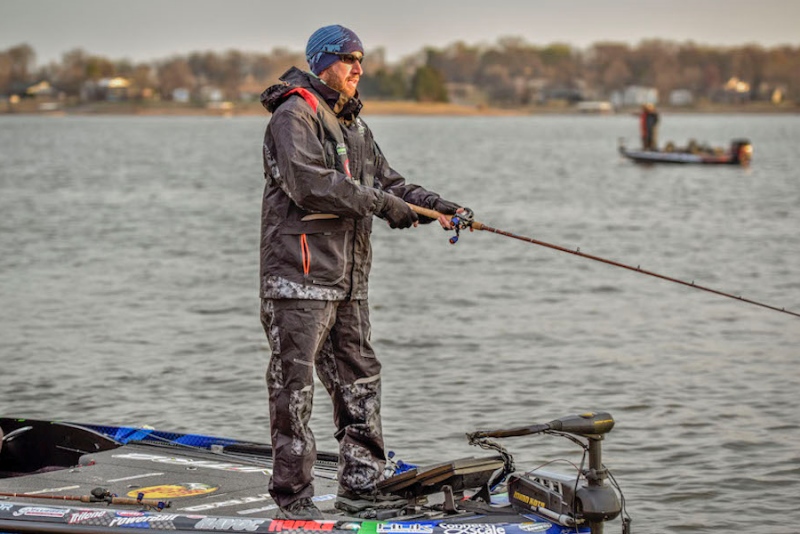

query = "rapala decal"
[440, 525, 507, 534]
[114, 452, 271, 474]
[126, 482, 218, 499]
[12, 506, 69, 518]
[194, 517, 267, 531]
[268, 519, 336, 531]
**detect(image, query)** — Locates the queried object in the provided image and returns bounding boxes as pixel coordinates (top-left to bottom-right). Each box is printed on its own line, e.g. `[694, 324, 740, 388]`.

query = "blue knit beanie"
[306, 25, 364, 75]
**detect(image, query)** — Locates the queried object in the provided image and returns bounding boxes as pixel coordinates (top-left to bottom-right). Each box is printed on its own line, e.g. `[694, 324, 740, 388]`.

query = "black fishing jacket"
[259, 67, 441, 300]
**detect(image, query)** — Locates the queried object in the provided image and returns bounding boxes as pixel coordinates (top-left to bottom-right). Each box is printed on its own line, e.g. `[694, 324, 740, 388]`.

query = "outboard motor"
[468, 412, 628, 534]
[730, 139, 753, 165]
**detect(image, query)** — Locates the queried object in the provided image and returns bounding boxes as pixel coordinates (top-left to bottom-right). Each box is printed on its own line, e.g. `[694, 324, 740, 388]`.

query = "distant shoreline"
[2, 99, 798, 117]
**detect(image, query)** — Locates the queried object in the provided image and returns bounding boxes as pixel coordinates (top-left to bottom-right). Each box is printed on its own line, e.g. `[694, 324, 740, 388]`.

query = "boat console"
[0, 418, 118, 478]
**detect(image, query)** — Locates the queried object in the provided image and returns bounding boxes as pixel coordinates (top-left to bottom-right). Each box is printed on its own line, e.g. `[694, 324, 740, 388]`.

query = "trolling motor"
[468, 411, 629, 534]
[730, 138, 753, 165]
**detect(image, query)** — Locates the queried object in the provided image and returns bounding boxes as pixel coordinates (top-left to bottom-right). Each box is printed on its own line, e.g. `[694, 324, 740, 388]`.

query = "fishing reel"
[447, 207, 474, 244]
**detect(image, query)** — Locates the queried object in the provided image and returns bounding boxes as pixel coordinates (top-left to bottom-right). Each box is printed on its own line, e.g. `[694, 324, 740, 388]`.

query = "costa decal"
[441, 525, 507, 534]
[113, 452, 270, 474]
[12, 506, 69, 518]
[194, 517, 267, 531]
[126, 482, 218, 499]
[268, 519, 336, 531]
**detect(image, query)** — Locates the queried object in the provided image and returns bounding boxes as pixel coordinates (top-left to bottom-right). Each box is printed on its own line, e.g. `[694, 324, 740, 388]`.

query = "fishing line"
[409, 204, 800, 319]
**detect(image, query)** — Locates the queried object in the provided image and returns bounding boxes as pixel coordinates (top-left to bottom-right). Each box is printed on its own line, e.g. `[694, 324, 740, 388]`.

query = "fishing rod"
[0, 487, 171, 510]
[409, 204, 800, 319]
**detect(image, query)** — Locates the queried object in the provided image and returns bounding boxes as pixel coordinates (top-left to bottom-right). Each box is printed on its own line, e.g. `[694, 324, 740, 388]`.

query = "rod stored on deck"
[0, 487, 170, 510]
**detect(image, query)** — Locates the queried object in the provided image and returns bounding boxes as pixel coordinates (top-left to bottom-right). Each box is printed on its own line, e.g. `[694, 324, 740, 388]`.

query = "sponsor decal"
[108, 514, 179, 527]
[377, 524, 435, 534]
[440, 525, 507, 534]
[194, 517, 267, 532]
[114, 452, 271, 474]
[268, 519, 336, 531]
[126, 482, 218, 499]
[518, 523, 552, 533]
[512, 491, 546, 509]
[12, 506, 69, 518]
[68, 510, 109, 524]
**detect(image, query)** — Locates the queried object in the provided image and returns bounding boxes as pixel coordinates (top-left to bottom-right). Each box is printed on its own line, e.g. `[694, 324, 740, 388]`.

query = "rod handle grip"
[407, 203, 485, 230]
[407, 203, 447, 221]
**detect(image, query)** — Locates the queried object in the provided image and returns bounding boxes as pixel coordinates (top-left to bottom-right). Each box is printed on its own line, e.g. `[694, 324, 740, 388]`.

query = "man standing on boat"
[258, 24, 463, 520]
[640, 103, 659, 151]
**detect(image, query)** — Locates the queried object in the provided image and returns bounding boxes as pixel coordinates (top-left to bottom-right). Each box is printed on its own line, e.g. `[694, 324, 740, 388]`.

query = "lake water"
[1, 112, 799, 533]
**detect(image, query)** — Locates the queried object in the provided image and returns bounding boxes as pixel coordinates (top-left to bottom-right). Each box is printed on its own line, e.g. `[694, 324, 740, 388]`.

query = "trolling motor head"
[468, 411, 614, 441]
[468, 412, 625, 534]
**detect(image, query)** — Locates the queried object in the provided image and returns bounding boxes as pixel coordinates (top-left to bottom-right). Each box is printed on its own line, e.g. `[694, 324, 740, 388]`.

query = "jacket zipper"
[300, 234, 310, 277]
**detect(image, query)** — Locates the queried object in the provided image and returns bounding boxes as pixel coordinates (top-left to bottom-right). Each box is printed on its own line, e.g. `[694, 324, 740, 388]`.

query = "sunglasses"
[331, 52, 363, 65]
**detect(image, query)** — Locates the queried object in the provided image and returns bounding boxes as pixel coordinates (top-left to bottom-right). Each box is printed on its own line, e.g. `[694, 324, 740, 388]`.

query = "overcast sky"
[2, 0, 799, 66]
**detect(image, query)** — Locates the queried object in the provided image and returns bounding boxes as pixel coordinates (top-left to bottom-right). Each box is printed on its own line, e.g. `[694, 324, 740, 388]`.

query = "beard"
[321, 70, 359, 99]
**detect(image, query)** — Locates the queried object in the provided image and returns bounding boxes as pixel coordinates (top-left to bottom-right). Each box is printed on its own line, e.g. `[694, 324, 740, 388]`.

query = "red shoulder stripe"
[285, 88, 319, 113]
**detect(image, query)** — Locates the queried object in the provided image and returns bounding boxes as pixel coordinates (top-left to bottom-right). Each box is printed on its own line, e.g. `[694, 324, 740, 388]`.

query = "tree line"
[2, 38, 799, 105]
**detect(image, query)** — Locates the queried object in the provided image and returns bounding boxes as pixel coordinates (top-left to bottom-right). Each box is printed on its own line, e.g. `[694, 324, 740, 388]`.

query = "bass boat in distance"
[618, 138, 752, 166]
[0, 412, 629, 534]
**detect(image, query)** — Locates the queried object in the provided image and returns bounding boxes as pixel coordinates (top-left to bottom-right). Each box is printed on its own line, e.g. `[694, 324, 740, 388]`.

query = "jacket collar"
[280, 67, 363, 120]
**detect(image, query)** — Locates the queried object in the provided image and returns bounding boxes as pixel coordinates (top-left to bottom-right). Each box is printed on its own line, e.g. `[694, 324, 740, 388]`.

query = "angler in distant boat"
[639, 103, 659, 150]
[258, 24, 466, 520]
[624, 103, 752, 165]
